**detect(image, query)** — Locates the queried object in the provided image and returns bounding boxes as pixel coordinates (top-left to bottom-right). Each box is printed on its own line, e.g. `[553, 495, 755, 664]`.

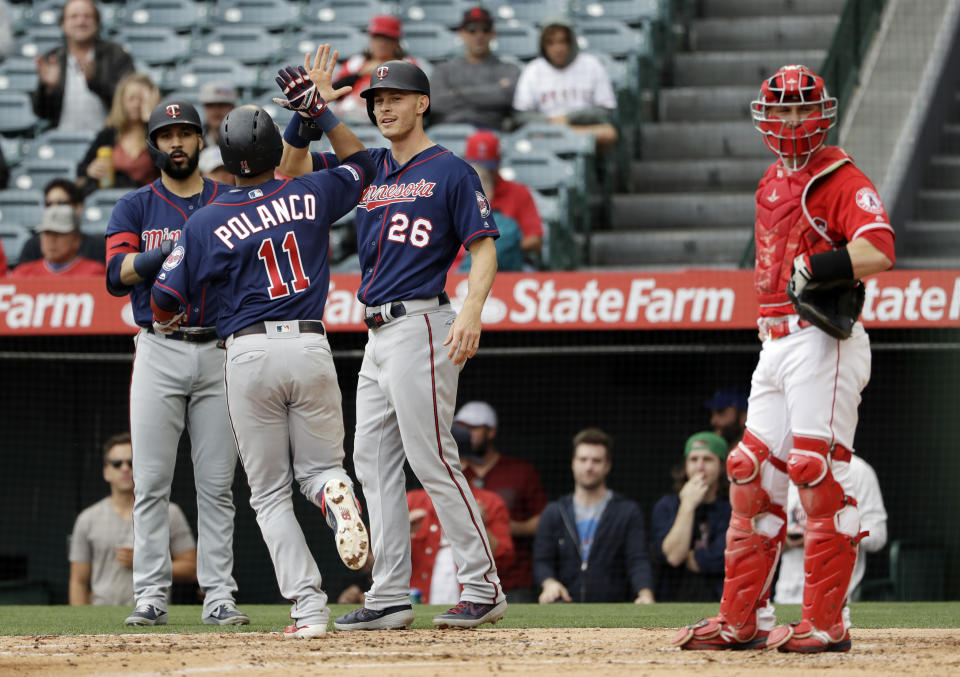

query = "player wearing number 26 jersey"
[153, 96, 377, 638]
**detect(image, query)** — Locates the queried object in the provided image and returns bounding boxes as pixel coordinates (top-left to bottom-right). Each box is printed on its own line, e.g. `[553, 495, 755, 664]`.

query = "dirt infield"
[1, 628, 958, 676]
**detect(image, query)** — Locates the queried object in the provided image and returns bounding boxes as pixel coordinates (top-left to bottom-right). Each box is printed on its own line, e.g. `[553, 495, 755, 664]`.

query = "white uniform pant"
[224, 329, 350, 625]
[130, 329, 239, 616]
[354, 306, 503, 609]
[745, 320, 871, 628]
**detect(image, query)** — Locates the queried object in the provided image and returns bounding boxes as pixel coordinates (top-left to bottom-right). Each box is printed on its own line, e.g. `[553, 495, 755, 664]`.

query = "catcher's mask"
[750, 65, 837, 170]
[360, 60, 431, 126]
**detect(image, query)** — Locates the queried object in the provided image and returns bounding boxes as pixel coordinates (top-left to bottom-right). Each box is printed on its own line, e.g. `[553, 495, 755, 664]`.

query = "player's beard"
[715, 420, 743, 447]
[162, 148, 201, 180]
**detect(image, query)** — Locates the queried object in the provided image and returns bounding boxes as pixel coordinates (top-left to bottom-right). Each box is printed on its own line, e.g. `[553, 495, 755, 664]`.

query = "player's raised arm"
[277, 44, 366, 177]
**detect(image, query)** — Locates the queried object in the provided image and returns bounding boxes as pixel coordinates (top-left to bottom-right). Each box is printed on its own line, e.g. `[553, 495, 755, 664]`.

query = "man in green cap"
[650, 432, 731, 602]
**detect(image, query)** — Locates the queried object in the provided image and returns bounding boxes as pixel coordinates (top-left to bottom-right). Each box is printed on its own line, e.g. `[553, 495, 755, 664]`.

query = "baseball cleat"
[124, 604, 168, 626]
[202, 602, 250, 626]
[320, 480, 369, 570]
[283, 622, 328, 639]
[672, 617, 768, 650]
[333, 605, 415, 631]
[432, 599, 507, 629]
[767, 621, 851, 652]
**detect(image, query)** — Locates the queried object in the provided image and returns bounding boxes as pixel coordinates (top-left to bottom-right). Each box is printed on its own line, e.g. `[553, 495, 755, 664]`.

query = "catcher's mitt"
[787, 279, 865, 339]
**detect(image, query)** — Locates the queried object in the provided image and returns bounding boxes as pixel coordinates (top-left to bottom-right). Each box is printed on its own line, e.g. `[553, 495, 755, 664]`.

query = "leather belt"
[232, 320, 326, 338]
[145, 326, 218, 343]
[758, 315, 812, 341]
[364, 291, 450, 329]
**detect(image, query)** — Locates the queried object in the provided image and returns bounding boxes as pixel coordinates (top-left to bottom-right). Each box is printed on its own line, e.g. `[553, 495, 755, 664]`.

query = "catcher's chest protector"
[754, 148, 849, 308]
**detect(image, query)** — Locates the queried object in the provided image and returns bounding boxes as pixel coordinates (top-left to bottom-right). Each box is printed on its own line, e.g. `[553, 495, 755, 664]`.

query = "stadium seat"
[572, 0, 662, 26]
[401, 22, 461, 62]
[491, 20, 540, 61]
[16, 25, 63, 59]
[120, 0, 211, 34]
[574, 19, 652, 60]
[304, 0, 395, 29]
[203, 26, 286, 65]
[401, 0, 469, 29]
[82, 188, 135, 235]
[424, 123, 477, 157]
[0, 57, 40, 93]
[211, 0, 302, 32]
[499, 150, 577, 194]
[0, 223, 31, 267]
[0, 91, 40, 135]
[493, 0, 567, 26]
[0, 136, 24, 168]
[115, 26, 193, 67]
[163, 59, 259, 96]
[0, 189, 45, 229]
[289, 25, 369, 68]
[29, 129, 96, 166]
[11, 158, 77, 191]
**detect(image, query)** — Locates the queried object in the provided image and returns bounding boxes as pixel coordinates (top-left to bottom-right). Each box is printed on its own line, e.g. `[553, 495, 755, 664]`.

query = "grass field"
[2, 601, 958, 636]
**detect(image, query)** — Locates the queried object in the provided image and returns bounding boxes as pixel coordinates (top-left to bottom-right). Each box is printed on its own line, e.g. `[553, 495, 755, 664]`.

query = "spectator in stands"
[76, 72, 160, 198]
[775, 454, 887, 615]
[31, 0, 135, 131]
[332, 15, 420, 122]
[429, 6, 521, 131]
[198, 81, 236, 147]
[455, 401, 547, 603]
[198, 146, 233, 186]
[463, 130, 543, 261]
[18, 178, 105, 266]
[704, 388, 748, 452]
[533, 427, 654, 604]
[408, 422, 514, 604]
[11, 204, 104, 277]
[651, 432, 730, 602]
[512, 19, 618, 151]
[69, 432, 197, 606]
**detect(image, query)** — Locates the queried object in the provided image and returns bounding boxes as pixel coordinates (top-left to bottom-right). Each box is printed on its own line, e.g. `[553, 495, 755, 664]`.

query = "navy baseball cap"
[703, 388, 748, 411]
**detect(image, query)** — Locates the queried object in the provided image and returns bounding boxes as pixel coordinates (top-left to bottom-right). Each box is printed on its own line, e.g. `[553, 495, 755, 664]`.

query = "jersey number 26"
[258, 232, 310, 300]
[387, 212, 433, 247]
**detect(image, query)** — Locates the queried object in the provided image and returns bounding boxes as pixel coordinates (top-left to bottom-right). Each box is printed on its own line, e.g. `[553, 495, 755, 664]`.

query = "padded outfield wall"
[0, 271, 957, 603]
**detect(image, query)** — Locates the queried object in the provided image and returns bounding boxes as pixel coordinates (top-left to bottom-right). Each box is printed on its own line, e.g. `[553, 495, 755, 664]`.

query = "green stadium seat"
[203, 26, 286, 66]
[121, 0, 211, 34]
[0, 91, 40, 136]
[29, 129, 96, 166]
[212, 0, 302, 32]
[115, 26, 193, 67]
[0, 223, 31, 266]
[0, 57, 40, 93]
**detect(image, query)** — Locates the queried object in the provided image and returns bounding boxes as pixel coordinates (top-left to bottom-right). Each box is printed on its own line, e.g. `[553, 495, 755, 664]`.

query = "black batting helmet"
[218, 105, 282, 177]
[146, 99, 203, 169]
[360, 60, 431, 125]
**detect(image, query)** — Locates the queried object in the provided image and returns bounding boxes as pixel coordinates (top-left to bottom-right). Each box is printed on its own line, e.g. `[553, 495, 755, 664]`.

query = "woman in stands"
[76, 72, 159, 197]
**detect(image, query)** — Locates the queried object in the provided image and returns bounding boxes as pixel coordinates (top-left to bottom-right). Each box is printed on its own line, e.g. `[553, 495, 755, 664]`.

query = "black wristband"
[133, 240, 173, 279]
[299, 117, 327, 141]
[283, 113, 310, 148]
[808, 248, 854, 282]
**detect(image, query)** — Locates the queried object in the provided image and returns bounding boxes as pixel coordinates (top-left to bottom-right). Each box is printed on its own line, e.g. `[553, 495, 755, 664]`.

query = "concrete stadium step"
[701, 0, 846, 18]
[673, 50, 827, 87]
[894, 255, 960, 269]
[901, 220, 960, 249]
[913, 189, 960, 219]
[659, 86, 757, 122]
[922, 156, 960, 189]
[689, 16, 839, 52]
[641, 122, 768, 160]
[935, 124, 960, 154]
[630, 158, 768, 193]
[610, 191, 755, 230]
[589, 228, 752, 267]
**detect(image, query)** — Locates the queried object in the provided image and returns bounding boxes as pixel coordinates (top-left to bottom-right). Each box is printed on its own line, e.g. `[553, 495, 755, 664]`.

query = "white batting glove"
[153, 311, 185, 335]
[787, 253, 815, 299]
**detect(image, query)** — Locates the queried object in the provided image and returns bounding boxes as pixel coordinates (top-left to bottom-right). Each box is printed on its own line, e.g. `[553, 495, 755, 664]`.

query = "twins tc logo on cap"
[376, 65, 390, 79]
[166, 104, 181, 118]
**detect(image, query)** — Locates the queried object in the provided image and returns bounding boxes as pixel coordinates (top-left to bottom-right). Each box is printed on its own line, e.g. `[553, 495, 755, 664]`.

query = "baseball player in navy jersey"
[152, 47, 376, 639]
[105, 99, 246, 627]
[278, 55, 506, 630]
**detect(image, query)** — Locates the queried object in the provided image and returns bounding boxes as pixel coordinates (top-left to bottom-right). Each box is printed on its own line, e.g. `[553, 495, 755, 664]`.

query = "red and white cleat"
[766, 620, 851, 652]
[672, 616, 769, 650]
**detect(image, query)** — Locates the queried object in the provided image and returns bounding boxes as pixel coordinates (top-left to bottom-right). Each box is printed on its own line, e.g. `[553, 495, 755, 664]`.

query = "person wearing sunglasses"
[430, 6, 520, 131]
[68, 432, 197, 606]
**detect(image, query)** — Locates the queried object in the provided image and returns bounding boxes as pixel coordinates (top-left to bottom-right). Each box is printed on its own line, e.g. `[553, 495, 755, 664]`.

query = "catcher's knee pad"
[727, 430, 785, 517]
[788, 435, 861, 632]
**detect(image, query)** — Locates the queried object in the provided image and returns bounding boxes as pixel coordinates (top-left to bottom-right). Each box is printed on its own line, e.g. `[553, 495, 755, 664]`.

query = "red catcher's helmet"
[750, 65, 837, 169]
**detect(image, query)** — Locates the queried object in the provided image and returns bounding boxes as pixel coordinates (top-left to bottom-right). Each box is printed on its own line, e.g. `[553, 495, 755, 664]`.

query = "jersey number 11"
[258, 232, 311, 300]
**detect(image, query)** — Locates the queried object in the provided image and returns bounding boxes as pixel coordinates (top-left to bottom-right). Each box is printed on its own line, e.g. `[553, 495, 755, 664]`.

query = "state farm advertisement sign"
[2, 270, 960, 335]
